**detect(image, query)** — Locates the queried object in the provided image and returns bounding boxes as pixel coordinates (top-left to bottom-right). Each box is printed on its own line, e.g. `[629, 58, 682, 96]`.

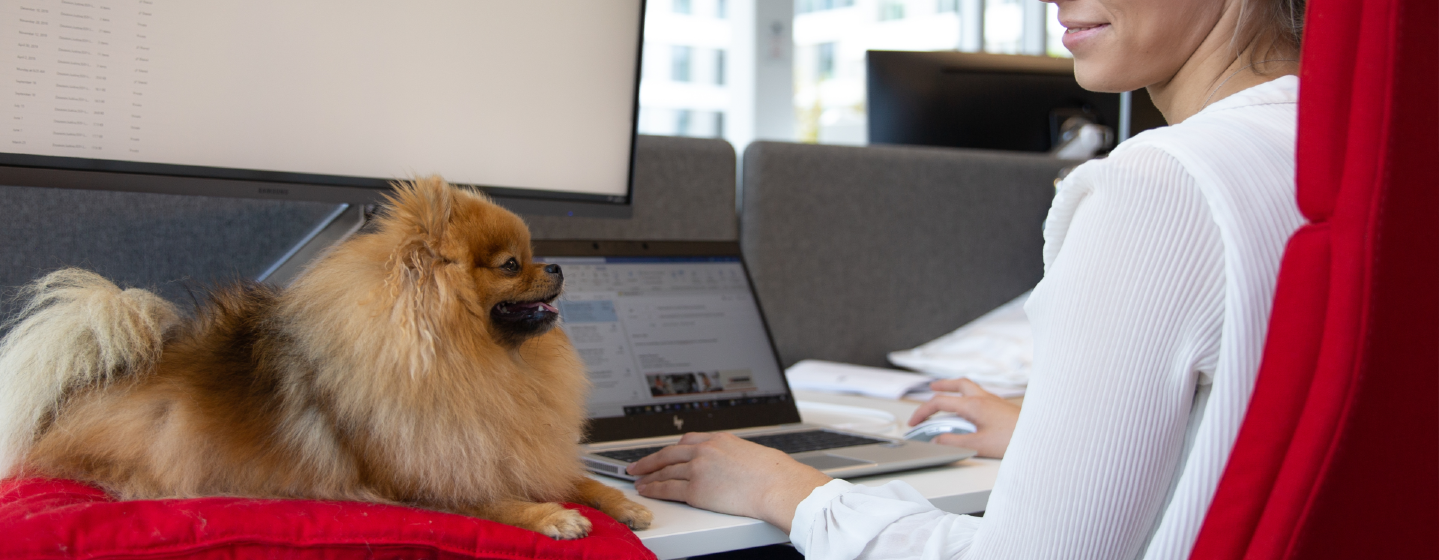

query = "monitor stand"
[257, 204, 371, 287]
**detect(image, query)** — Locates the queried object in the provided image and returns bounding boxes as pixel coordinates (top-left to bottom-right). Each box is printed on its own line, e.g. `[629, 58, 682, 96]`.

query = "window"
[878, 1, 906, 21]
[714, 112, 726, 138]
[676, 109, 693, 135]
[671, 45, 692, 82]
[673, 0, 692, 15]
[797, 0, 855, 15]
[937, 0, 959, 13]
[817, 43, 835, 81]
[716, 0, 728, 18]
[715, 49, 727, 85]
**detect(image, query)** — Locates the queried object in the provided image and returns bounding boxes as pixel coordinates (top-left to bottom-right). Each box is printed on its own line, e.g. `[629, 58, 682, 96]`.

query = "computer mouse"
[903, 416, 977, 442]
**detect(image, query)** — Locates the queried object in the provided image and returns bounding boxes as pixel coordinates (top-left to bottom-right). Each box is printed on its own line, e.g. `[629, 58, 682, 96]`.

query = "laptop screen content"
[541, 256, 791, 422]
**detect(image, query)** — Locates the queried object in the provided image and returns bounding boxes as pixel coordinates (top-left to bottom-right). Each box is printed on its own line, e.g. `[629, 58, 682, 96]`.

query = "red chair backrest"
[1190, 0, 1438, 558]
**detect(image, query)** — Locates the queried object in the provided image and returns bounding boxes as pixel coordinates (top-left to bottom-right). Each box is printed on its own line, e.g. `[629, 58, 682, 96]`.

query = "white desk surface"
[597, 390, 1002, 560]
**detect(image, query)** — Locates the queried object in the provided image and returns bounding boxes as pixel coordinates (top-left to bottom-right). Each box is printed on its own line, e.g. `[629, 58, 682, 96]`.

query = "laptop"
[535, 240, 975, 481]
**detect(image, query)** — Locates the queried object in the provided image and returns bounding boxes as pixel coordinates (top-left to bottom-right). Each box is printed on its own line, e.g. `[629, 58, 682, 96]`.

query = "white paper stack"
[784, 360, 934, 400]
[887, 291, 1033, 393]
[784, 360, 1025, 400]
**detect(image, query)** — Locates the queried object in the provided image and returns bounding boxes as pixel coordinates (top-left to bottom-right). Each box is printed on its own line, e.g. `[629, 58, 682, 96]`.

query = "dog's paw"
[535, 505, 592, 540]
[606, 499, 653, 531]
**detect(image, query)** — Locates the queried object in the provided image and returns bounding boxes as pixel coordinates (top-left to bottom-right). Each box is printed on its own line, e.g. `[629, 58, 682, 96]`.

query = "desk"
[597, 391, 1004, 559]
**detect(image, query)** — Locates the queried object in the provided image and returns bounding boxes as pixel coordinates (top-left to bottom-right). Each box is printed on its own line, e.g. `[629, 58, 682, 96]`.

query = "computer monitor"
[0, 1, 645, 218]
[866, 50, 1166, 153]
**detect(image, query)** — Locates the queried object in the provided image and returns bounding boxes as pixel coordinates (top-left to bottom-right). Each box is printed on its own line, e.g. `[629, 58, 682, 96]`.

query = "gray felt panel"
[0, 185, 341, 321]
[524, 135, 737, 241]
[740, 141, 1068, 368]
[0, 135, 738, 326]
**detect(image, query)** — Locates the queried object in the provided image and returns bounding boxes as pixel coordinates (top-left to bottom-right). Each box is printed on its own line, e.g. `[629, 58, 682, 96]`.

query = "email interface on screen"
[543, 257, 790, 420]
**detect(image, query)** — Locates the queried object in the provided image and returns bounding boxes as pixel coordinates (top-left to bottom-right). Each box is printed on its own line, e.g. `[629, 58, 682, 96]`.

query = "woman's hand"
[908, 378, 1020, 459]
[628, 432, 832, 533]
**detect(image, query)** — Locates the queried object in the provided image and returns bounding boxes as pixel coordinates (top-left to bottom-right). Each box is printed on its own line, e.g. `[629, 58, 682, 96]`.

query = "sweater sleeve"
[788, 145, 1226, 560]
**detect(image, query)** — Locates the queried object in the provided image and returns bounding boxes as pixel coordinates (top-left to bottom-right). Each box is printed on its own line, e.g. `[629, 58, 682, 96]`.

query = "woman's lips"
[1061, 22, 1110, 51]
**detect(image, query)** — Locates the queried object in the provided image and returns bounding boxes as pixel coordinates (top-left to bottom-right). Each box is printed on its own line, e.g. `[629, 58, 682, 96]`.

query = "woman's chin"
[1073, 59, 1145, 94]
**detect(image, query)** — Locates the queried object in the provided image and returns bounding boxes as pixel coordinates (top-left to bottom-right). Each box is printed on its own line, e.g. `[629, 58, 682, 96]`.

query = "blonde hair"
[1238, 0, 1306, 62]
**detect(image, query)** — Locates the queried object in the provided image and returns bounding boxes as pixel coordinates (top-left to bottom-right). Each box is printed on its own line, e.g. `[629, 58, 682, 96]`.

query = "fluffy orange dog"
[0, 177, 650, 539]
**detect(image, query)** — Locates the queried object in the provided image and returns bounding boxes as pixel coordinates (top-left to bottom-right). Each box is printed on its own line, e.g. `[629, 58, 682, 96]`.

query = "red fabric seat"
[1190, 0, 1438, 558]
[0, 478, 656, 560]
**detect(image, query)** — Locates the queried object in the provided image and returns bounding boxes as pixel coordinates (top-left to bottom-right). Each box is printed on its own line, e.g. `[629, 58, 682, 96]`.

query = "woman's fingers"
[634, 478, 689, 502]
[636, 460, 693, 485]
[928, 377, 993, 397]
[627, 441, 699, 476]
[908, 395, 976, 426]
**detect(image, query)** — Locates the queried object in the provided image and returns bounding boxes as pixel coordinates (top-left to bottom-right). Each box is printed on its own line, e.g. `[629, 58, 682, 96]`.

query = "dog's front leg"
[465, 499, 593, 540]
[566, 477, 653, 531]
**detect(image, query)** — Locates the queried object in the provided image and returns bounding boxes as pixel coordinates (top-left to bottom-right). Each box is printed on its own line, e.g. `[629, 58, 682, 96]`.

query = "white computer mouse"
[903, 415, 977, 442]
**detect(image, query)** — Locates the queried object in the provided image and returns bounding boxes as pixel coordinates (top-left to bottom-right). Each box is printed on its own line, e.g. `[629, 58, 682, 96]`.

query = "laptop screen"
[545, 256, 790, 419]
[535, 241, 802, 442]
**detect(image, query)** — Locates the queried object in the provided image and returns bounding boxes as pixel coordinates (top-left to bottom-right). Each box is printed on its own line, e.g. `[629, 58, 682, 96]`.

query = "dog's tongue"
[513, 301, 559, 314]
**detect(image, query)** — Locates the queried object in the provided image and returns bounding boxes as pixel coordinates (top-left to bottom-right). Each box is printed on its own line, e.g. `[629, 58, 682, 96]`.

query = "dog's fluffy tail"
[0, 269, 180, 476]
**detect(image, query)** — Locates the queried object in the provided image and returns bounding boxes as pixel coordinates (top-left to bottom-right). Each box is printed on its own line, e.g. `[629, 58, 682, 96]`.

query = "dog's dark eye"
[500, 258, 520, 273]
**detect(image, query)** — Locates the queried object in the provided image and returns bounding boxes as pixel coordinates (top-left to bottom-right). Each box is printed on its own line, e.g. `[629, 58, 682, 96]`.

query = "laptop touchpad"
[796, 454, 875, 470]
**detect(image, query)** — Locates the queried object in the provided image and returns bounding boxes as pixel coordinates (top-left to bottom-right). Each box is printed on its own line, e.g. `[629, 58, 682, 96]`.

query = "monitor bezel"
[533, 240, 805, 443]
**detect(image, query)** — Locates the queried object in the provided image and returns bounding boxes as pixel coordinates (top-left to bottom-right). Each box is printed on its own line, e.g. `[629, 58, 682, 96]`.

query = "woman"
[627, 0, 1308, 558]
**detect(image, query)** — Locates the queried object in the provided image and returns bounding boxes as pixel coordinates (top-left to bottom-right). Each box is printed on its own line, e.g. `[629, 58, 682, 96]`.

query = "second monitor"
[867, 51, 1166, 153]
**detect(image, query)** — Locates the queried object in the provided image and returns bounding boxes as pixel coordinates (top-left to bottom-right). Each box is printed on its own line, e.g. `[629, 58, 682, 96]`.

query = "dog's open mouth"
[490, 296, 561, 325]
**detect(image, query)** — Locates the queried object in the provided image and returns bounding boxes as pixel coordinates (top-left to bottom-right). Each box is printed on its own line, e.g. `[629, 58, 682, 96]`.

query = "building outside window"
[671, 45, 693, 82]
[715, 49, 727, 85]
[878, 0, 906, 21]
[798, 0, 857, 14]
[817, 42, 836, 81]
[676, 109, 693, 135]
[793, 0, 1058, 145]
[638, 0, 1063, 145]
[638, 1, 731, 139]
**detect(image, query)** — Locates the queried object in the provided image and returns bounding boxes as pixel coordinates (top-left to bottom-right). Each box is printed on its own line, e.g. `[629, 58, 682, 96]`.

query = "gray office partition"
[741, 141, 1068, 368]
[0, 135, 739, 324]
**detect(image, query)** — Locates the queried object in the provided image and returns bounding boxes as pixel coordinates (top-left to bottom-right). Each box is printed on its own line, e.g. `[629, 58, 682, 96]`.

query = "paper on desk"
[888, 291, 1033, 390]
[785, 360, 934, 400]
[785, 360, 1024, 401]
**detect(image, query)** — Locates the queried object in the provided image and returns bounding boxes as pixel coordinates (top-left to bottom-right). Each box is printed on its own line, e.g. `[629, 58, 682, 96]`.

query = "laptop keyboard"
[594, 430, 889, 464]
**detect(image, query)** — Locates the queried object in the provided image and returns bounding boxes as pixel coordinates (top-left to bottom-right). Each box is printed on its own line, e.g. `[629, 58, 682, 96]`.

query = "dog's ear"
[383, 176, 454, 273]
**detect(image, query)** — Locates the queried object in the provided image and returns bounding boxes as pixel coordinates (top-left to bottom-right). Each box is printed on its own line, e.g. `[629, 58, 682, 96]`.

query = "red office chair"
[1190, 0, 1438, 558]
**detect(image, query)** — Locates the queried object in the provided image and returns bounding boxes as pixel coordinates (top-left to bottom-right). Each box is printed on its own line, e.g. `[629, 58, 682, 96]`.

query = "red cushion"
[0, 478, 656, 560]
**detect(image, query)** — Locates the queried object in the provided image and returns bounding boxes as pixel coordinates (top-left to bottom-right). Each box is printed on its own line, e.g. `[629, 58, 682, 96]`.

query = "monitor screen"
[1, 0, 643, 212]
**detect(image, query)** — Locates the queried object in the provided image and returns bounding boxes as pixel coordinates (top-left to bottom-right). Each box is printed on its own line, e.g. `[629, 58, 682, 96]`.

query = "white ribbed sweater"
[789, 76, 1305, 560]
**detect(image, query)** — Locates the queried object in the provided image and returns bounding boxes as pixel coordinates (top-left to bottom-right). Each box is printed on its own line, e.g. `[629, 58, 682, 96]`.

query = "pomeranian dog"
[0, 177, 651, 539]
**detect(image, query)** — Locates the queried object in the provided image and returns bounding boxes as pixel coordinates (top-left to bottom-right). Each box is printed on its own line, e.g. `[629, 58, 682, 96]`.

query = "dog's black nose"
[544, 263, 562, 278]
